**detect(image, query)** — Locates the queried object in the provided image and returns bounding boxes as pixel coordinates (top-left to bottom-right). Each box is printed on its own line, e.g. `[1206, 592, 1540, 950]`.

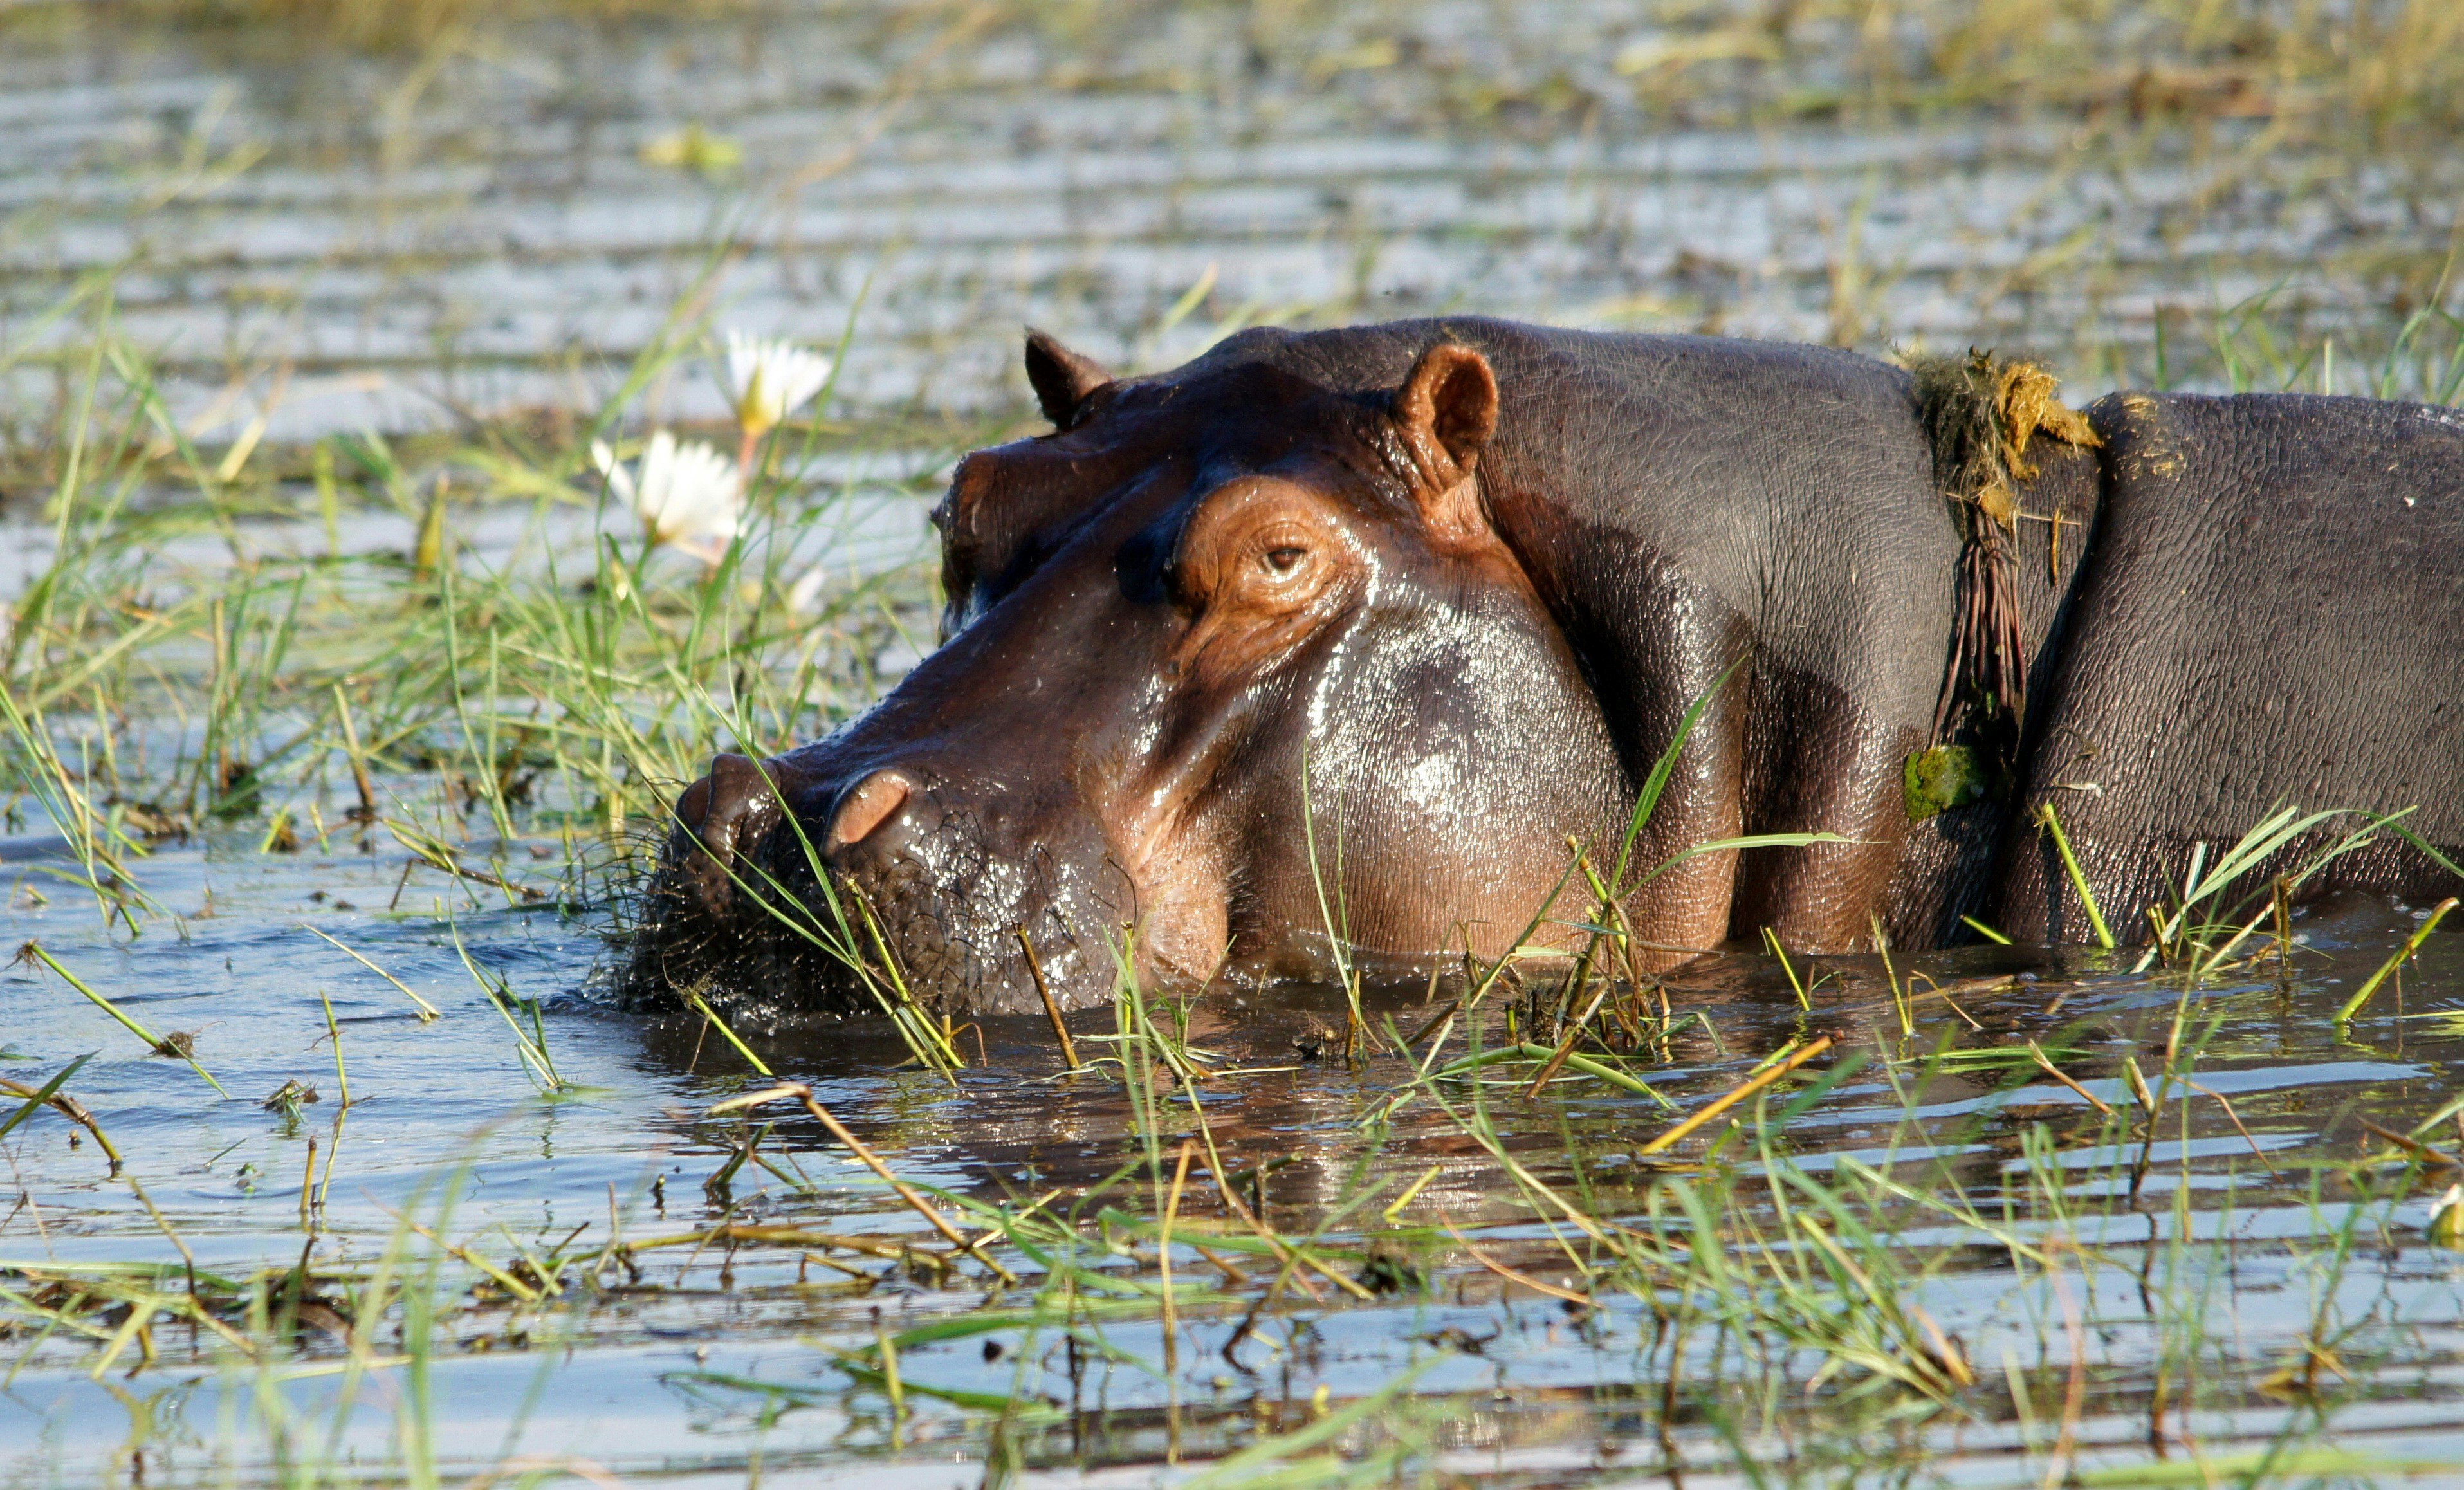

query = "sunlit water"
[0, 478, 937, 607]
[4, 805, 2461, 1484]
[6, 1, 2463, 449]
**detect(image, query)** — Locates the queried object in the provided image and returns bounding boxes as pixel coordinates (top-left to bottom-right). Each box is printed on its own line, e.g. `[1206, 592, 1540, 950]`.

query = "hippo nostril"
[696, 754, 778, 859]
[673, 772, 717, 833]
[829, 769, 914, 851]
[664, 753, 795, 921]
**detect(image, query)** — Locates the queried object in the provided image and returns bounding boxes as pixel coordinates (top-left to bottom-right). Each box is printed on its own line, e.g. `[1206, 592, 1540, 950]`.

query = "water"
[5, 1, 2461, 452]
[0, 479, 937, 605]
[5, 811, 2462, 1482]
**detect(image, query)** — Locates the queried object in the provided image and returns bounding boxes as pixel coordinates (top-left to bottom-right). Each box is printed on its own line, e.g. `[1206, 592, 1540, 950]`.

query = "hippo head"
[622, 331, 1631, 1018]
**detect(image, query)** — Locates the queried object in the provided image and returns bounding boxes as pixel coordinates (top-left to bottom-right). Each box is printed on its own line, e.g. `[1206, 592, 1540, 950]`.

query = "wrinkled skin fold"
[620, 320, 2464, 1020]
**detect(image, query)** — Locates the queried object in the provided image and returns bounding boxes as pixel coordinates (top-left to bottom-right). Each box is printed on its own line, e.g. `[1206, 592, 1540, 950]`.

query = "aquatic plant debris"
[1902, 742, 1990, 821]
[1911, 349, 2100, 746]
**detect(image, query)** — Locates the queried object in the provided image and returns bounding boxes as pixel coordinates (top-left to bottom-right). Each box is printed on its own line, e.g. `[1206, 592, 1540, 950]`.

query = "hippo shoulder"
[1996, 388, 2464, 939]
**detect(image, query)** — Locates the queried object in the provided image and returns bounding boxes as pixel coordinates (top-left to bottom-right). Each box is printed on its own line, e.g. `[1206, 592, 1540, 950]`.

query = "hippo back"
[1996, 392, 2464, 940]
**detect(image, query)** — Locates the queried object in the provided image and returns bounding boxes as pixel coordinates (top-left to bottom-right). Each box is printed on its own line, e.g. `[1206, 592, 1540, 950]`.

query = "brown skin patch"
[828, 770, 912, 851]
[1164, 474, 1371, 694]
[1075, 470, 1378, 985]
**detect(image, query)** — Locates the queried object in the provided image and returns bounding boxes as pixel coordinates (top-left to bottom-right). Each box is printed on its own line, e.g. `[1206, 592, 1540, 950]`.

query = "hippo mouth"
[614, 753, 1123, 1024]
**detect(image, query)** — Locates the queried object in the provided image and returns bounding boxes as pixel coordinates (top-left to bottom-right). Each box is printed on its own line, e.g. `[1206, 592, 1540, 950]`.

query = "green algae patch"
[1904, 743, 1989, 821]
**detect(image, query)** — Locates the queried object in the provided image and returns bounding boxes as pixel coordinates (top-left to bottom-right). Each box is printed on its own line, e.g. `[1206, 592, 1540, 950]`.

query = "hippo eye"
[1263, 546, 1307, 575]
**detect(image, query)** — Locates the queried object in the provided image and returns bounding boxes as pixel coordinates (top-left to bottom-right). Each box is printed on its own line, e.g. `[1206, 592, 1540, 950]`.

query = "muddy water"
[5, 2, 2461, 452]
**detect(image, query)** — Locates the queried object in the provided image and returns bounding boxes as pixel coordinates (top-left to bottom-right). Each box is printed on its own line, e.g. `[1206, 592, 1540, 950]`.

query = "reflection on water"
[4, 814, 2461, 1482]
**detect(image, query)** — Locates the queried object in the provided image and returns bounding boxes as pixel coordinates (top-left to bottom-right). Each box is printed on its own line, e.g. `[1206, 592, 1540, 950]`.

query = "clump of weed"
[1909, 349, 2099, 751]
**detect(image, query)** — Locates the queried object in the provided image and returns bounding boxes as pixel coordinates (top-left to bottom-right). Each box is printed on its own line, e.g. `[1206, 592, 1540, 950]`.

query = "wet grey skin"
[621, 319, 2464, 1020]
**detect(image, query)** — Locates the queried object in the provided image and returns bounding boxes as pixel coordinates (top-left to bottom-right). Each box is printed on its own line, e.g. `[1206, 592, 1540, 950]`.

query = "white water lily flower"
[593, 431, 741, 567]
[726, 330, 833, 439]
[2433, 1183, 2464, 1250]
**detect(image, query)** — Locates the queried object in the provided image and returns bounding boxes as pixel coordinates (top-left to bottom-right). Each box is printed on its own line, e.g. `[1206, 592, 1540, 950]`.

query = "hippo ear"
[1024, 329, 1115, 429]
[1391, 343, 1500, 544]
[1392, 342, 1498, 483]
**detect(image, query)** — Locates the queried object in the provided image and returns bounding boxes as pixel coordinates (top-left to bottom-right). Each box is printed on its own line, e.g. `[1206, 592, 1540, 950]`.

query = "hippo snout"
[672, 758, 935, 919]
[627, 748, 1122, 1020]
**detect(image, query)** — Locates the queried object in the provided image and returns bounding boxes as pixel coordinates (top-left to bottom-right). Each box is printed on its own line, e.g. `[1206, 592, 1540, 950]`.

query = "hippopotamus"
[620, 318, 2464, 1018]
